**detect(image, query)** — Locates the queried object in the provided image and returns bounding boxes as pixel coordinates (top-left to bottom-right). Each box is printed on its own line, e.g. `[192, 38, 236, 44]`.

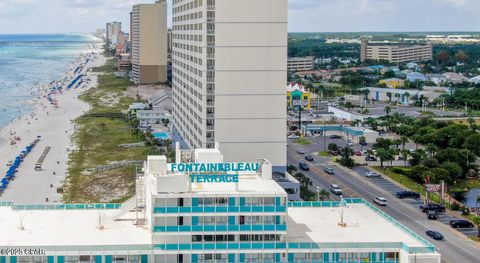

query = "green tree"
[376, 148, 394, 168]
[359, 136, 367, 151]
[401, 150, 409, 167]
[339, 147, 355, 167]
[463, 133, 480, 155]
[318, 189, 330, 201]
[436, 50, 450, 64]
[328, 143, 339, 152]
[400, 136, 409, 150]
[472, 215, 480, 238]
[454, 50, 469, 63]
[287, 164, 297, 174]
[383, 70, 396, 78]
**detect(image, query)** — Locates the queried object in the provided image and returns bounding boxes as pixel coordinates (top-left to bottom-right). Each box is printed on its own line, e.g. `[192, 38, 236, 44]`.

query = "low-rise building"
[367, 87, 442, 104]
[0, 148, 440, 263]
[288, 56, 315, 72]
[443, 72, 468, 84]
[303, 124, 380, 143]
[118, 53, 132, 72]
[469, 75, 480, 84]
[426, 74, 447, 85]
[137, 109, 172, 126]
[287, 83, 311, 110]
[406, 72, 427, 82]
[379, 78, 405, 89]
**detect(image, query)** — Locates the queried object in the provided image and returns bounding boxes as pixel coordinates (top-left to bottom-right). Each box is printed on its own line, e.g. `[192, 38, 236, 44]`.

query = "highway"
[288, 142, 480, 263]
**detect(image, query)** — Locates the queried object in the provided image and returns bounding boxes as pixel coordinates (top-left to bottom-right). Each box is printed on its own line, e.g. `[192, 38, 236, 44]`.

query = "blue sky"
[0, 0, 479, 34]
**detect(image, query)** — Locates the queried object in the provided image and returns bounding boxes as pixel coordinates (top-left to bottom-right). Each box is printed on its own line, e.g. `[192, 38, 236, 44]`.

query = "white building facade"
[0, 149, 440, 263]
[171, 0, 287, 171]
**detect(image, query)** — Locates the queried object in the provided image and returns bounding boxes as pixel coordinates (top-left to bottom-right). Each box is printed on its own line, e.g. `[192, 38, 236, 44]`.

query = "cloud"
[0, 0, 478, 33]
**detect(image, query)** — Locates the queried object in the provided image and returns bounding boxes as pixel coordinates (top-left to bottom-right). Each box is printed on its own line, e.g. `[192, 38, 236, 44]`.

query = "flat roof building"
[360, 40, 432, 63]
[288, 56, 315, 72]
[172, 0, 287, 171]
[130, 1, 168, 84]
[0, 148, 440, 263]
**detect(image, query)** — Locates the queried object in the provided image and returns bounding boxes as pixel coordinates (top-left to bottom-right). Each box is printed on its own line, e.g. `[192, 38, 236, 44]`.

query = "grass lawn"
[319, 151, 330, 157]
[293, 138, 311, 145]
[64, 58, 151, 203]
[371, 167, 446, 206]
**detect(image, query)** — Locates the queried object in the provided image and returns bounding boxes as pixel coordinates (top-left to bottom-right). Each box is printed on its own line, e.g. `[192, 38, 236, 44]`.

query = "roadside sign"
[425, 184, 441, 193]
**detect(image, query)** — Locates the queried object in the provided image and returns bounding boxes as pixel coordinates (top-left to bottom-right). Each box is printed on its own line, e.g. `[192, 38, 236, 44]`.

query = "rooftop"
[287, 202, 428, 249]
[0, 208, 150, 247]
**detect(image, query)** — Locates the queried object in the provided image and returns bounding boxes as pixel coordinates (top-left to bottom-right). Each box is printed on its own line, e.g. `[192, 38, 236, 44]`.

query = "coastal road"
[288, 141, 480, 263]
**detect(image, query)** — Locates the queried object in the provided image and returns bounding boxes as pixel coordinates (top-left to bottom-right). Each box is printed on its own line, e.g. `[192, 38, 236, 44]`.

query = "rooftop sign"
[169, 162, 260, 184]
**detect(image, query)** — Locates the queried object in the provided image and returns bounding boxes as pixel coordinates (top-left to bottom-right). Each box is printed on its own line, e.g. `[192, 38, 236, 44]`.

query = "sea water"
[0, 34, 91, 128]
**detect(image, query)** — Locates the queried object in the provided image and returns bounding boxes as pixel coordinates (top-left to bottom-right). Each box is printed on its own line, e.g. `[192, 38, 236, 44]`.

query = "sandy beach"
[0, 45, 106, 204]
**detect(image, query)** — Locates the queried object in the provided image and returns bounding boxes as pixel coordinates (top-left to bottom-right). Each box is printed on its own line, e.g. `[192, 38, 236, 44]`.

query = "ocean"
[0, 34, 92, 128]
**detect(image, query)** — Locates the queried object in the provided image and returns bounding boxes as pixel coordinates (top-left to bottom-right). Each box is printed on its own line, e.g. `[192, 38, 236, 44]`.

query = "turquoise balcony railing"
[154, 205, 286, 214]
[153, 224, 287, 232]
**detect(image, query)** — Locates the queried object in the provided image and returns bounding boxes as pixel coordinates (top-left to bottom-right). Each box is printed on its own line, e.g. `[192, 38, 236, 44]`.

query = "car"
[373, 197, 387, 206]
[345, 141, 354, 147]
[329, 135, 342, 139]
[365, 156, 377, 161]
[330, 184, 342, 195]
[299, 162, 310, 171]
[360, 141, 368, 146]
[324, 167, 335, 174]
[305, 155, 314, 161]
[427, 211, 438, 220]
[425, 230, 444, 240]
[365, 171, 380, 177]
[354, 150, 362, 156]
[288, 134, 300, 139]
[420, 203, 446, 213]
[396, 191, 420, 199]
[449, 219, 474, 228]
[378, 130, 387, 135]
[296, 149, 305, 154]
[398, 156, 405, 161]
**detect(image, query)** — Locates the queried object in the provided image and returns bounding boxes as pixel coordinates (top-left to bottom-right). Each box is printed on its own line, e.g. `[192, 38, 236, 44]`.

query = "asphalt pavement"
[288, 141, 480, 263]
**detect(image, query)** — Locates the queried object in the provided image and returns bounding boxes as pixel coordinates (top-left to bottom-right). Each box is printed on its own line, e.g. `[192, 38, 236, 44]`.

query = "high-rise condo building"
[171, 0, 288, 171]
[360, 40, 432, 63]
[106, 22, 122, 45]
[131, 1, 168, 84]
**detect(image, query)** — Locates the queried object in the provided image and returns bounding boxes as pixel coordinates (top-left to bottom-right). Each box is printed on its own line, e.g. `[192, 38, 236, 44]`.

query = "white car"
[374, 197, 388, 206]
[366, 171, 381, 177]
[330, 184, 342, 195]
[345, 141, 354, 147]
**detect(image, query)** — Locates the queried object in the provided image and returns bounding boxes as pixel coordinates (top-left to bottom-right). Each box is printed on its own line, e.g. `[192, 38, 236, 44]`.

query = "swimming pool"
[152, 132, 170, 140]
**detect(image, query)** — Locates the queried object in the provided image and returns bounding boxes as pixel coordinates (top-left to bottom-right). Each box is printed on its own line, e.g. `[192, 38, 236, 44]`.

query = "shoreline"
[0, 43, 106, 204]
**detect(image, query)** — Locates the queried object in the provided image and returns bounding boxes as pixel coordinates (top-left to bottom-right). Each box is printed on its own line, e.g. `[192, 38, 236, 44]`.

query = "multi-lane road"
[288, 141, 480, 263]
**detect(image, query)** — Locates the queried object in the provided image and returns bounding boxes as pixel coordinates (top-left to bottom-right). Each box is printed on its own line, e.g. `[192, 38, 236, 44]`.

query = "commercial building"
[171, 0, 288, 171]
[0, 149, 440, 263]
[379, 78, 405, 89]
[131, 1, 168, 84]
[106, 22, 122, 45]
[287, 83, 311, 110]
[360, 40, 432, 63]
[287, 56, 315, 72]
[137, 109, 172, 126]
[302, 125, 380, 143]
[367, 87, 443, 104]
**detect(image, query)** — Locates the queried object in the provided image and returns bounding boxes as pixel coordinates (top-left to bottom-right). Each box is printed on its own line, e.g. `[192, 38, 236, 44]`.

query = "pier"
[0, 40, 102, 47]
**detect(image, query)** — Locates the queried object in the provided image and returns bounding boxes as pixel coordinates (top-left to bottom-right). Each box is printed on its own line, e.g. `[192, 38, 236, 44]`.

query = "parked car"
[425, 230, 444, 240]
[398, 156, 405, 161]
[360, 141, 368, 146]
[420, 203, 446, 213]
[304, 155, 314, 161]
[373, 197, 388, 206]
[354, 150, 362, 156]
[365, 156, 377, 161]
[449, 219, 474, 228]
[329, 135, 342, 139]
[299, 162, 310, 171]
[330, 184, 342, 195]
[324, 167, 335, 174]
[288, 134, 300, 139]
[345, 141, 354, 147]
[396, 191, 420, 199]
[365, 171, 380, 177]
[297, 149, 305, 154]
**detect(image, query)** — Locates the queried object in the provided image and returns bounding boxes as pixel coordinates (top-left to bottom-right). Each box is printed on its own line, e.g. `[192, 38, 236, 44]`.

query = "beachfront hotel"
[0, 147, 440, 263]
[130, 1, 168, 85]
[171, 0, 288, 171]
[106, 22, 122, 45]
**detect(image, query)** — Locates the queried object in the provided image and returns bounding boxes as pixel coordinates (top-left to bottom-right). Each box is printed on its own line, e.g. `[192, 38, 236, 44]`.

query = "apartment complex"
[0, 149, 441, 263]
[171, 0, 288, 171]
[287, 56, 315, 72]
[106, 21, 122, 44]
[360, 40, 432, 63]
[131, 1, 168, 84]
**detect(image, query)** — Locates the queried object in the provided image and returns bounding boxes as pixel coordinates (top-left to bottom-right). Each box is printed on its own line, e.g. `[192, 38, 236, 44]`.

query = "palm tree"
[318, 189, 330, 201]
[384, 106, 392, 116]
[386, 92, 392, 103]
[352, 119, 361, 127]
[400, 136, 409, 150]
[401, 150, 409, 167]
[359, 136, 367, 151]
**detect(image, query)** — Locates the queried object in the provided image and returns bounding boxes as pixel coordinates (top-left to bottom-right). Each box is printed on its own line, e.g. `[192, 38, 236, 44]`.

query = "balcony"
[207, 29, 215, 35]
[207, 101, 215, 107]
[206, 113, 215, 119]
[207, 17, 215, 23]
[207, 5, 215, 11]
[206, 77, 215, 83]
[207, 53, 215, 59]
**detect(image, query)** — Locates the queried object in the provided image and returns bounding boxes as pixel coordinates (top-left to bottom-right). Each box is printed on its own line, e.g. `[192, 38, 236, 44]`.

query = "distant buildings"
[287, 83, 311, 110]
[379, 78, 405, 89]
[367, 87, 444, 104]
[469, 75, 480, 84]
[130, 1, 168, 84]
[106, 21, 121, 44]
[360, 40, 432, 63]
[406, 72, 427, 82]
[172, 0, 288, 171]
[442, 72, 468, 84]
[287, 56, 315, 72]
[96, 28, 105, 38]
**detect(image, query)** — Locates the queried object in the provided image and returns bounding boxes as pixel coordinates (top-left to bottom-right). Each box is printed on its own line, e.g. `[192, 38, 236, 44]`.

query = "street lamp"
[316, 186, 320, 201]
